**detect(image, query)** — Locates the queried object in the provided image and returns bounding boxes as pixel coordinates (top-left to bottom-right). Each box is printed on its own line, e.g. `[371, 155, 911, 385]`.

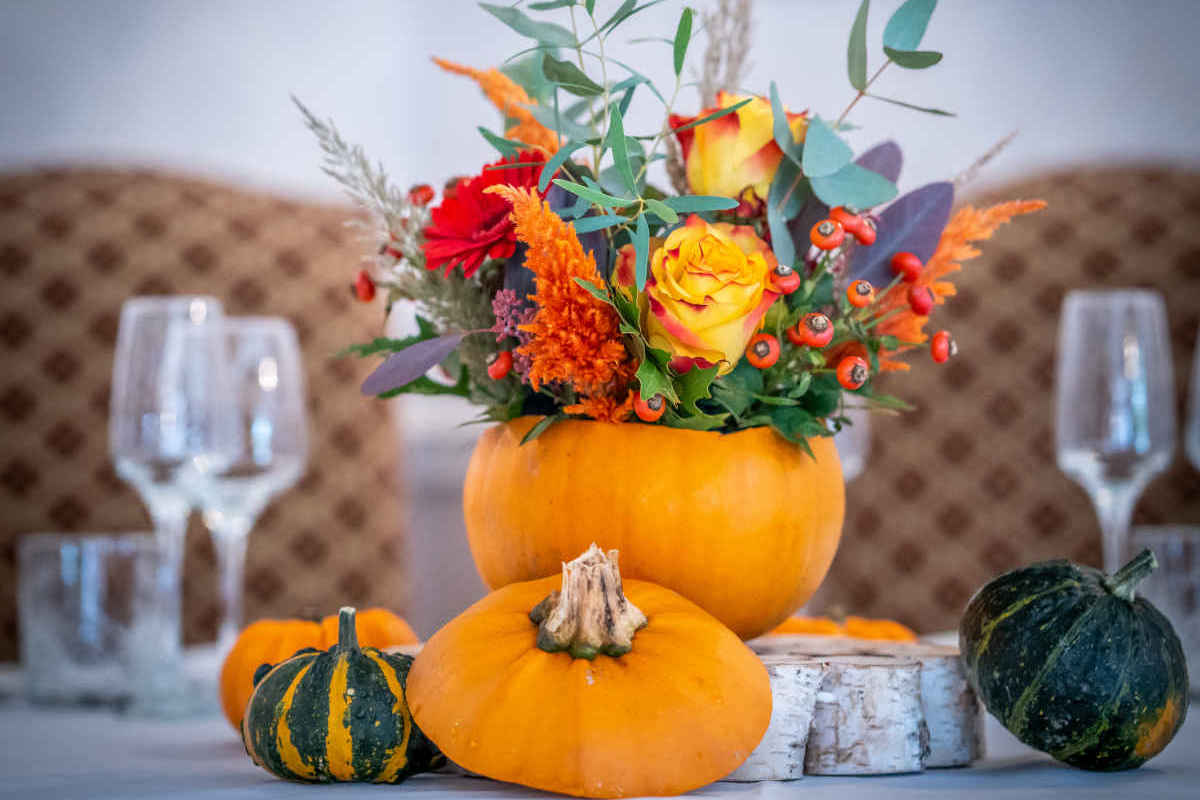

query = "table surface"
[0, 672, 1196, 800]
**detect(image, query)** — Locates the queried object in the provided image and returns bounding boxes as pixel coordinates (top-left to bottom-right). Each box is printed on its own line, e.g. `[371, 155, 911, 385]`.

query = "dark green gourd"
[959, 549, 1189, 771]
[241, 607, 442, 783]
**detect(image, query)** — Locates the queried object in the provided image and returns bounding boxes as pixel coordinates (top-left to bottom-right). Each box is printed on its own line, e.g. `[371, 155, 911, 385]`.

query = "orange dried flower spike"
[433, 58, 560, 155]
[830, 199, 1046, 372]
[486, 185, 636, 422]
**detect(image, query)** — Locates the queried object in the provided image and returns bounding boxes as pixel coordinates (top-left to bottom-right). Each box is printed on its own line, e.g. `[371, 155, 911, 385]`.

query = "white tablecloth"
[0, 680, 1196, 800]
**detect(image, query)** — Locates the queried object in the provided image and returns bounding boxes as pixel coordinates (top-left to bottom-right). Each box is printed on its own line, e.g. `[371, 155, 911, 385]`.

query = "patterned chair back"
[0, 168, 409, 660]
[820, 167, 1200, 632]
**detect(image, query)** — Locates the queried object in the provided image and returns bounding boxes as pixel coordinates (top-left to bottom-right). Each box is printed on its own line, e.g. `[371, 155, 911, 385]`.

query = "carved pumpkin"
[220, 607, 418, 730]
[464, 417, 844, 640]
[406, 544, 772, 798]
[241, 607, 441, 783]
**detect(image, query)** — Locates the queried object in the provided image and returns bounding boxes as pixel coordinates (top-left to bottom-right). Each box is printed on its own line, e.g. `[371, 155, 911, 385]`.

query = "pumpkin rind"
[221, 607, 417, 730]
[407, 559, 773, 798]
[464, 417, 845, 640]
[241, 609, 442, 783]
[959, 554, 1190, 770]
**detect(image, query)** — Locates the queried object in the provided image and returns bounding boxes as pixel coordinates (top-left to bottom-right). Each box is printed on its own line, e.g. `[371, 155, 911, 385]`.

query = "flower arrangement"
[301, 0, 1044, 450]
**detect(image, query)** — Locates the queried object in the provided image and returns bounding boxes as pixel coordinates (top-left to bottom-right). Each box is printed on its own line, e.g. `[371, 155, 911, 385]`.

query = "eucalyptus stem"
[837, 61, 891, 127]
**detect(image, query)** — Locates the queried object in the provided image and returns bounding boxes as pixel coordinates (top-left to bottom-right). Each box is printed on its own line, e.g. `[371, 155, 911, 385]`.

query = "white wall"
[5, 0, 1199, 632]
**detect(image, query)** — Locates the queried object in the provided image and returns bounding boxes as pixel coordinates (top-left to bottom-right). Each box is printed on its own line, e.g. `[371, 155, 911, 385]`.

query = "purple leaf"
[849, 181, 954, 288]
[855, 140, 903, 184]
[361, 333, 465, 396]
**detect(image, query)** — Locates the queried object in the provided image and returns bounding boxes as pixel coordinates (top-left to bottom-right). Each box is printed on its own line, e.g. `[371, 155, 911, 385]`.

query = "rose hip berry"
[799, 312, 834, 347]
[931, 330, 957, 363]
[354, 269, 376, 302]
[487, 350, 513, 380]
[771, 263, 801, 294]
[890, 251, 923, 282]
[908, 285, 935, 316]
[836, 356, 870, 390]
[407, 184, 435, 206]
[810, 219, 845, 250]
[746, 333, 781, 368]
[830, 206, 876, 245]
[847, 279, 876, 308]
[633, 390, 666, 422]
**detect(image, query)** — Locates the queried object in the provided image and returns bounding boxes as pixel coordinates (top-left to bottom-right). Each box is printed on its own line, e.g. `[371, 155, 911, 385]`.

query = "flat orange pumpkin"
[464, 417, 845, 640]
[219, 607, 418, 730]
[406, 545, 772, 798]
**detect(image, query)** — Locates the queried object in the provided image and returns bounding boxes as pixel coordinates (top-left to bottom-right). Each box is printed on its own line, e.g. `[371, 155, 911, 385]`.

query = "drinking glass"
[194, 317, 309, 656]
[1055, 290, 1176, 573]
[1131, 526, 1200, 697]
[1187, 324, 1200, 471]
[834, 405, 871, 482]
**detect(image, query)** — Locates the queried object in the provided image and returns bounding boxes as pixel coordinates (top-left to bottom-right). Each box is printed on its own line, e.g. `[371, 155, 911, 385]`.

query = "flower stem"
[836, 61, 892, 127]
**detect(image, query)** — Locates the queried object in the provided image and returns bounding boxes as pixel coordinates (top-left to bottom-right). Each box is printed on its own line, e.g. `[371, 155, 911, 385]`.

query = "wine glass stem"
[208, 514, 253, 656]
[1092, 483, 1138, 574]
[143, 498, 190, 650]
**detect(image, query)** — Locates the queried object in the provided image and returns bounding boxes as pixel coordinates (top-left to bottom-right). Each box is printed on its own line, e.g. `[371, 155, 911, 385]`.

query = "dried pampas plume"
[698, 0, 753, 108]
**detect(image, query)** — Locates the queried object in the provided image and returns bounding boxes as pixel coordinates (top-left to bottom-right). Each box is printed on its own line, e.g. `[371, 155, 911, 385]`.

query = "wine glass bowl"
[1054, 290, 1176, 573]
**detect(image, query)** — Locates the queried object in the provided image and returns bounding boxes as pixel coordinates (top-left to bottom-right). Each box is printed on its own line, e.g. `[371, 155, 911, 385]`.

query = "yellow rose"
[670, 91, 808, 204]
[642, 215, 779, 375]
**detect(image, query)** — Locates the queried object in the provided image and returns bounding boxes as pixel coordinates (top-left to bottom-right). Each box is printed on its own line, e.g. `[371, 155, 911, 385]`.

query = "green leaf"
[529, 0, 577, 9]
[480, 3, 577, 47]
[644, 198, 678, 224]
[751, 393, 803, 407]
[672, 7, 693, 76]
[866, 93, 955, 116]
[634, 212, 650, 290]
[520, 413, 565, 444]
[767, 158, 804, 265]
[524, 103, 593, 140]
[477, 126, 522, 158]
[541, 54, 604, 97]
[769, 81, 801, 168]
[811, 272, 835, 306]
[670, 97, 752, 133]
[883, 46, 943, 69]
[848, 0, 870, 90]
[664, 408, 728, 430]
[862, 392, 916, 411]
[552, 178, 632, 209]
[883, 0, 936, 51]
[591, 0, 666, 40]
[810, 161, 898, 210]
[572, 214, 630, 234]
[802, 117, 854, 178]
[539, 140, 586, 192]
[789, 372, 813, 398]
[572, 276, 614, 306]
[637, 358, 677, 403]
[584, 0, 596, 13]
[663, 194, 738, 212]
[676, 364, 719, 415]
[607, 107, 637, 194]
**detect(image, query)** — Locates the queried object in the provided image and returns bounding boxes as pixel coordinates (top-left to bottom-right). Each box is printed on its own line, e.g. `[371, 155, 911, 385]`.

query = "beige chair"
[0, 167, 410, 660]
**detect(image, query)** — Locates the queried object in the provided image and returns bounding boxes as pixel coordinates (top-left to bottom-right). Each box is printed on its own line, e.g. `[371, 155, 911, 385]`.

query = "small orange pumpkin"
[464, 417, 845, 640]
[220, 607, 418, 730]
[768, 615, 918, 641]
[406, 544, 772, 798]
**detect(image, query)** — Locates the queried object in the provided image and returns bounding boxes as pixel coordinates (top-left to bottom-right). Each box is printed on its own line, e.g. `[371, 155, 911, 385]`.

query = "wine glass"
[109, 296, 239, 710]
[1055, 290, 1176, 574]
[834, 405, 871, 482]
[1187, 323, 1200, 471]
[194, 317, 309, 656]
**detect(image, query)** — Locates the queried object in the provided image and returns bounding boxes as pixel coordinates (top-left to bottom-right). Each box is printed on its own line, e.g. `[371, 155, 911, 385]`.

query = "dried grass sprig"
[698, 0, 753, 108]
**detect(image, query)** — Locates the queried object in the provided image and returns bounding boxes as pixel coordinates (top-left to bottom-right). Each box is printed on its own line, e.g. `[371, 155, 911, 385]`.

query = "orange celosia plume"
[433, 57, 560, 156]
[485, 185, 635, 422]
[850, 199, 1046, 371]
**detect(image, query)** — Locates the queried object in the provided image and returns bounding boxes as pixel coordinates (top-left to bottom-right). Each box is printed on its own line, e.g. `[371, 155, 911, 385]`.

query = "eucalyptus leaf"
[867, 93, 955, 116]
[809, 161, 898, 210]
[520, 413, 565, 444]
[673, 6, 693, 76]
[591, 0, 666, 40]
[767, 158, 805, 265]
[883, 0, 937, 51]
[572, 214, 630, 234]
[769, 81, 802, 168]
[477, 127, 522, 158]
[803, 117, 854, 179]
[670, 97, 752, 133]
[529, 0, 577, 9]
[524, 103, 593, 140]
[634, 212, 650, 290]
[552, 178, 632, 209]
[542, 54, 604, 96]
[572, 277, 614, 306]
[607, 107, 637, 194]
[644, 198, 678, 224]
[847, 181, 953, 287]
[663, 194, 738, 212]
[585, 0, 595, 13]
[480, 3, 577, 47]
[539, 140, 586, 192]
[361, 333, 465, 396]
[883, 46, 943, 69]
[848, 0, 871, 91]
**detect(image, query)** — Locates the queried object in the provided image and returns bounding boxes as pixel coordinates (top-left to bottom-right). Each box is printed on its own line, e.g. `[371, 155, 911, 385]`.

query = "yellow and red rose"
[670, 91, 808, 206]
[639, 215, 779, 374]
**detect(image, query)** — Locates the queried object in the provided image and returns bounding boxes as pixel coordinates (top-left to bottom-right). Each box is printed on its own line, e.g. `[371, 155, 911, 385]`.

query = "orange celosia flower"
[433, 58, 560, 155]
[835, 199, 1046, 371]
[485, 185, 636, 422]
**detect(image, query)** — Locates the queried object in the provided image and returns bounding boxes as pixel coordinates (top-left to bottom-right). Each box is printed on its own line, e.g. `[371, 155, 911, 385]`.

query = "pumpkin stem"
[530, 543, 648, 659]
[1106, 548, 1157, 602]
[336, 606, 359, 651]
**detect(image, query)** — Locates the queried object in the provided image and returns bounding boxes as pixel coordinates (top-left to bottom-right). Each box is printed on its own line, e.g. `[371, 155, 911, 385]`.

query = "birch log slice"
[724, 656, 825, 781]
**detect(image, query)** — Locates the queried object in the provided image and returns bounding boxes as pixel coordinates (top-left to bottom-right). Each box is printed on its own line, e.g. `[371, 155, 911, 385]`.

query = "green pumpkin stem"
[530, 543, 648, 660]
[1106, 548, 1158, 602]
[337, 606, 359, 651]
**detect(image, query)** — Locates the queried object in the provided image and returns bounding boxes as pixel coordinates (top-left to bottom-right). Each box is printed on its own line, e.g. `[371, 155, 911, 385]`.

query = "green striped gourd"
[959, 550, 1189, 771]
[241, 606, 442, 782]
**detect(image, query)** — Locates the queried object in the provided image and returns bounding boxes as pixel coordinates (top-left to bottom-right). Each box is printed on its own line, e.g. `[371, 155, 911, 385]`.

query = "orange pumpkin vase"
[406, 544, 772, 797]
[463, 417, 845, 640]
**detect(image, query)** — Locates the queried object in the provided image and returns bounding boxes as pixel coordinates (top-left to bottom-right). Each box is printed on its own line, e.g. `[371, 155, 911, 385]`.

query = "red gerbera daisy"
[422, 151, 545, 278]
